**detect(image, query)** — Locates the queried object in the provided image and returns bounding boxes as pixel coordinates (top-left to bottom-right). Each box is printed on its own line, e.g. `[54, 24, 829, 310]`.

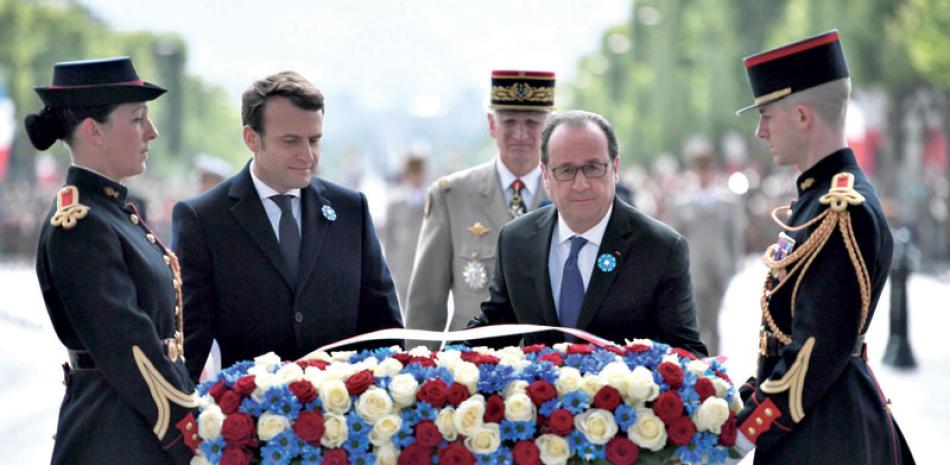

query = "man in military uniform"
[729, 31, 914, 464]
[381, 153, 428, 305]
[404, 70, 553, 349]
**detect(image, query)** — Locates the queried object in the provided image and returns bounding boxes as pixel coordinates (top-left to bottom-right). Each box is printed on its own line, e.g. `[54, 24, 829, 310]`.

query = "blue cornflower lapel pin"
[597, 253, 617, 272]
[321, 204, 337, 222]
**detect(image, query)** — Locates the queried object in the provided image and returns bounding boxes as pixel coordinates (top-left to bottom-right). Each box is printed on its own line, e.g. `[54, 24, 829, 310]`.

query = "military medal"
[462, 258, 488, 290]
[321, 204, 337, 222]
[596, 253, 617, 272]
[773, 232, 795, 261]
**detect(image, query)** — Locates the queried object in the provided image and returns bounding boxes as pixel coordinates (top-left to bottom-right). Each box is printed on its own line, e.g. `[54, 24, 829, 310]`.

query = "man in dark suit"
[172, 71, 402, 381]
[469, 110, 706, 355]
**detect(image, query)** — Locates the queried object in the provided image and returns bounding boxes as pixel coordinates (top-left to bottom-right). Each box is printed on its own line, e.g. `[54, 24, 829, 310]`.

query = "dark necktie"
[271, 195, 300, 277]
[509, 178, 526, 218]
[559, 236, 588, 334]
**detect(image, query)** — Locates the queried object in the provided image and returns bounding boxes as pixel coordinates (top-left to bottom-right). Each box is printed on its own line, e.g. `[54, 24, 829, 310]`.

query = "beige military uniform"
[405, 159, 548, 348]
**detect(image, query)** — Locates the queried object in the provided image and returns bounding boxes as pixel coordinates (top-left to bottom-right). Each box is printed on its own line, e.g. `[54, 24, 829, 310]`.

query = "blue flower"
[492, 445, 514, 465]
[416, 402, 437, 422]
[401, 407, 421, 427]
[476, 453, 494, 465]
[707, 445, 729, 464]
[614, 404, 637, 430]
[239, 396, 264, 417]
[518, 361, 558, 384]
[350, 450, 376, 465]
[675, 432, 719, 464]
[199, 437, 225, 463]
[299, 444, 322, 465]
[509, 420, 536, 441]
[347, 411, 371, 439]
[263, 387, 302, 418]
[343, 433, 371, 456]
[564, 353, 584, 368]
[561, 391, 590, 415]
[261, 430, 301, 465]
[567, 429, 589, 453]
[393, 419, 416, 448]
[538, 398, 561, 416]
[478, 364, 515, 394]
[577, 443, 605, 461]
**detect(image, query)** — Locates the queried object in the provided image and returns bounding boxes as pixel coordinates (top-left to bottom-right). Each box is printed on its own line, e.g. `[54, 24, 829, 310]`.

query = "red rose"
[671, 348, 698, 361]
[392, 353, 412, 365]
[526, 380, 557, 406]
[513, 440, 541, 465]
[220, 446, 253, 465]
[547, 409, 574, 436]
[438, 442, 475, 465]
[667, 416, 696, 446]
[209, 381, 228, 403]
[477, 354, 500, 365]
[323, 449, 348, 465]
[593, 385, 622, 411]
[296, 359, 329, 371]
[233, 375, 257, 397]
[626, 344, 650, 353]
[345, 369, 375, 395]
[293, 410, 325, 444]
[289, 380, 318, 404]
[652, 391, 684, 423]
[459, 351, 481, 364]
[538, 352, 564, 366]
[484, 394, 505, 423]
[605, 437, 640, 465]
[447, 383, 471, 406]
[694, 378, 716, 402]
[522, 344, 545, 354]
[218, 390, 243, 415]
[398, 443, 432, 465]
[220, 413, 256, 443]
[415, 420, 442, 448]
[658, 362, 684, 389]
[567, 343, 593, 354]
[417, 378, 450, 408]
[719, 412, 737, 447]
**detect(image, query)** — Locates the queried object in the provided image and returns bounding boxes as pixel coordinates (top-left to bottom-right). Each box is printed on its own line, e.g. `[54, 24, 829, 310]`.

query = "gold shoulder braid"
[50, 186, 90, 229]
[760, 172, 871, 347]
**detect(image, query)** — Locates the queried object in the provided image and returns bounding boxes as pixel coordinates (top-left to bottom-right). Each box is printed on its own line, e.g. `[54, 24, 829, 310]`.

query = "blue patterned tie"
[559, 236, 588, 336]
[271, 195, 300, 278]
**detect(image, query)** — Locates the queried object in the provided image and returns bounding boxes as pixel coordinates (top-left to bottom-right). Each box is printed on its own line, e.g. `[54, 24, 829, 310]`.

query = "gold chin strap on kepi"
[760, 172, 872, 347]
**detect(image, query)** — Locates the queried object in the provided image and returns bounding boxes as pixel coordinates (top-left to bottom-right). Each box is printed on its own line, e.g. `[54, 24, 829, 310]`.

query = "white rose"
[730, 392, 744, 414]
[661, 354, 680, 365]
[624, 338, 653, 348]
[580, 373, 606, 398]
[375, 444, 397, 465]
[256, 412, 290, 441]
[374, 358, 404, 378]
[356, 387, 394, 423]
[687, 360, 709, 378]
[303, 367, 327, 388]
[535, 433, 571, 465]
[552, 342, 570, 353]
[436, 407, 458, 441]
[331, 350, 357, 362]
[471, 346, 495, 355]
[453, 361, 480, 394]
[627, 408, 667, 451]
[369, 414, 403, 446]
[694, 397, 730, 434]
[321, 413, 349, 448]
[198, 394, 215, 410]
[503, 380, 529, 398]
[496, 346, 526, 365]
[190, 451, 213, 465]
[436, 350, 462, 370]
[275, 362, 304, 384]
[625, 367, 659, 405]
[197, 404, 224, 440]
[408, 346, 432, 357]
[354, 357, 378, 371]
[555, 367, 583, 395]
[303, 350, 332, 363]
[713, 377, 731, 399]
[388, 373, 419, 407]
[319, 379, 352, 415]
[454, 394, 486, 436]
[504, 392, 536, 422]
[465, 423, 502, 455]
[253, 352, 282, 372]
[326, 362, 357, 381]
[252, 371, 279, 396]
[574, 408, 618, 445]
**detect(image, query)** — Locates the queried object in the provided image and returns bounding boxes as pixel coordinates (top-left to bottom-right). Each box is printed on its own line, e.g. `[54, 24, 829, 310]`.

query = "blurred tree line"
[0, 0, 245, 180]
[565, 0, 950, 198]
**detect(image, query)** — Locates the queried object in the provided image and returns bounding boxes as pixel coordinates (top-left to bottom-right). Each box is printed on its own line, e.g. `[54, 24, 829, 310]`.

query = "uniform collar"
[495, 156, 542, 197]
[67, 164, 128, 203]
[795, 148, 858, 196]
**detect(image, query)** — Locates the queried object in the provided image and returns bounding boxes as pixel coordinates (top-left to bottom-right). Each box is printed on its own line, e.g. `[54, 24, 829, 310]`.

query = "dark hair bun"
[24, 109, 64, 150]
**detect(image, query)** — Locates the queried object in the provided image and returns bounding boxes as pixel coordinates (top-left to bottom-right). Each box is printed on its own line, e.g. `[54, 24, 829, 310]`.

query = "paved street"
[1, 257, 946, 463]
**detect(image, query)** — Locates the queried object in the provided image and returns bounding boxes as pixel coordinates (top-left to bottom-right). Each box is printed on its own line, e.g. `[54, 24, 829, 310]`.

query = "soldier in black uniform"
[727, 31, 915, 464]
[26, 57, 198, 465]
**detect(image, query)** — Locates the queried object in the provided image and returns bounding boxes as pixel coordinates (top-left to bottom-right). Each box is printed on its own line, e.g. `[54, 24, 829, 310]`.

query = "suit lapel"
[296, 178, 330, 290]
[576, 199, 638, 330]
[530, 208, 560, 328]
[228, 164, 295, 289]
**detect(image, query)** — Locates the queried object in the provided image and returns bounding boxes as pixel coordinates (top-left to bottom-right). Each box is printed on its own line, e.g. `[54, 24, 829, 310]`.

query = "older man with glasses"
[468, 110, 707, 355]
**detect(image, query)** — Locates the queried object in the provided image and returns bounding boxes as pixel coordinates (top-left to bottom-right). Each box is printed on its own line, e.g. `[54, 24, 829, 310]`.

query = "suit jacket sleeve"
[45, 215, 197, 464]
[171, 201, 216, 382]
[655, 235, 708, 356]
[466, 225, 522, 348]
[404, 182, 453, 341]
[356, 193, 404, 337]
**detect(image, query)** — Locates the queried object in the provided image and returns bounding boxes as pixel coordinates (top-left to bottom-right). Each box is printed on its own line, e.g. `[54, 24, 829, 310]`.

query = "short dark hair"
[540, 110, 619, 165]
[241, 71, 324, 136]
[24, 104, 118, 151]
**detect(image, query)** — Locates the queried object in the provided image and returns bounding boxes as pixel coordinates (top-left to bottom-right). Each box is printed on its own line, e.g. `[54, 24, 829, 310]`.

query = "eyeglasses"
[548, 162, 610, 182]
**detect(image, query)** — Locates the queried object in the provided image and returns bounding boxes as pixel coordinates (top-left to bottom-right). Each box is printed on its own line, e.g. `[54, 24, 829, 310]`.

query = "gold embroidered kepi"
[490, 70, 555, 111]
[736, 30, 849, 115]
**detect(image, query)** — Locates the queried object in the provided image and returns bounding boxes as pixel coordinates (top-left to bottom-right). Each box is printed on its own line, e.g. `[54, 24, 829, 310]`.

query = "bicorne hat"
[736, 30, 849, 115]
[489, 70, 555, 111]
[34, 56, 166, 108]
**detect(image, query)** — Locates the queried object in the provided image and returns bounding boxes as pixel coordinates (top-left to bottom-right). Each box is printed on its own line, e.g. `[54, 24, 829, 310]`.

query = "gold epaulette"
[50, 186, 90, 230]
[819, 172, 865, 212]
[438, 177, 449, 192]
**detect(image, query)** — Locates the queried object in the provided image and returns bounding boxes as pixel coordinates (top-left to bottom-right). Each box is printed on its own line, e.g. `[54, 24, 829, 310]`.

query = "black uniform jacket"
[172, 162, 402, 380]
[36, 166, 197, 465]
[468, 197, 707, 355]
[739, 149, 914, 464]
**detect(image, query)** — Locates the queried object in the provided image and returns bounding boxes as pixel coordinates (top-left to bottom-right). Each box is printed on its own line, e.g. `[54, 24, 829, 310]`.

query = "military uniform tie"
[271, 194, 301, 277]
[508, 178, 526, 218]
[559, 236, 588, 339]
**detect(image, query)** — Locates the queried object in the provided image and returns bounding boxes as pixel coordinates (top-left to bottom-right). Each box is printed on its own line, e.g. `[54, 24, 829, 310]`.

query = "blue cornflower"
[264, 387, 302, 418]
[350, 449, 376, 465]
[348, 350, 376, 364]
[707, 445, 729, 464]
[298, 444, 322, 465]
[372, 346, 397, 361]
[623, 347, 664, 370]
[347, 411, 371, 439]
[509, 420, 535, 441]
[393, 418, 416, 448]
[343, 433, 371, 456]
[538, 398, 561, 416]
[261, 431, 300, 465]
[518, 361, 559, 384]
[304, 397, 323, 412]
[476, 453, 494, 465]
[614, 404, 637, 430]
[564, 353, 585, 369]
[239, 396, 264, 417]
[401, 406, 421, 427]
[561, 390, 590, 415]
[567, 429, 589, 453]
[199, 437, 225, 463]
[375, 375, 392, 390]
[416, 401, 437, 421]
[499, 420, 516, 441]
[478, 364, 515, 394]
[493, 445, 514, 465]
[577, 443, 605, 461]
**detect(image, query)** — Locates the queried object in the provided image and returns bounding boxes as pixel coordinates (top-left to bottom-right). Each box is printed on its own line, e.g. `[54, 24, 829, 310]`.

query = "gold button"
[163, 255, 171, 265]
[765, 408, 774, 417]
[146, 233, 156, 243]
[130, 214, 139, 225]
[747, 427, 756, 436]
[755, 418, 763, 426]
[186, 422, 193, 431]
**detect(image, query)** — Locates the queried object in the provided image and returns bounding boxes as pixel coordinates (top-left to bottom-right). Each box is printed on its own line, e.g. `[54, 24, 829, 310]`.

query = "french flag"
[0, 86, 13, 181]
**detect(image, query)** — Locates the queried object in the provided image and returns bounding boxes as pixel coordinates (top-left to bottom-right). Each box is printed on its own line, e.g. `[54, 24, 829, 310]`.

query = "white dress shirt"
[495, 156, 542, 209]
[249, 160, 302, 239]
[548, 205, 613, 316]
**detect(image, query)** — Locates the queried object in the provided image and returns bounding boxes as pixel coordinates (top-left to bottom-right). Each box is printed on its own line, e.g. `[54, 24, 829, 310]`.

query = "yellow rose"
[555, 367, 583, 396]
[574, 408, 618, 445]
[356, 387, 394, 423]
[319, 379, 352, 415]
[197, 404, 224, 440]
[694, 397, 730, 434]
[453, 361, 480, 394]
[504, 392, 535, 422]
[627, 408, 667, 451]
[535, 433, 571, 465]
[256, 412, 290, 441]
[370, 414, 402, 446]
[388, 373, 419, 407]
[454, 394, 486, 436]
[321, 413, 349, 448]
[375, 444, 397, 465]
[625, 367, 659, 405]
[436, 407, 458, 441]
[465, 424, 502, 455]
